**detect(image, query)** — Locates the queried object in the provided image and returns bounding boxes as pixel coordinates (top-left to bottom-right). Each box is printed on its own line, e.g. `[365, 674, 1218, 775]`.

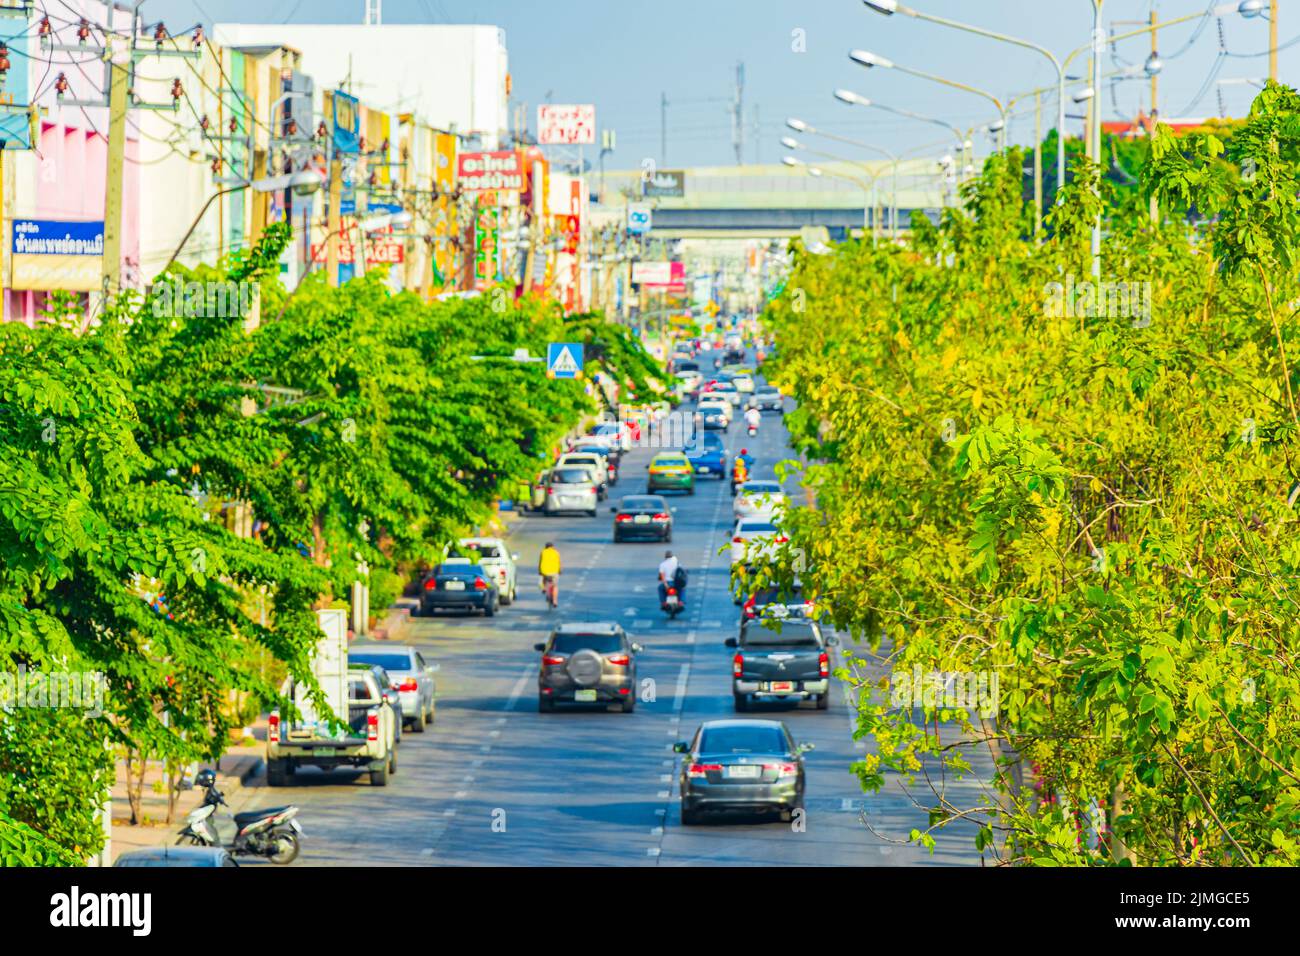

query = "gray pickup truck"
[267, 664, 399, 787]
[726, 616, 838, 711]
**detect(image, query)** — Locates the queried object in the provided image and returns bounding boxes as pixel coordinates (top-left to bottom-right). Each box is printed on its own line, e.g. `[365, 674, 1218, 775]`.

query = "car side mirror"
[724, 637, 738, 648]
[631, 642, 644, 654]
[825, 635, 839, 646]
[671, 507, 678, 514]
[533, 643, 546, 652]
[797, 742, 816, 754]
[672, 742, 690, 754]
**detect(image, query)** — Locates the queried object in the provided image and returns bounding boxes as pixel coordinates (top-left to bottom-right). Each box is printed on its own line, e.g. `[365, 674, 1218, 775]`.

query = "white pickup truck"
[266, 609, 399, 787]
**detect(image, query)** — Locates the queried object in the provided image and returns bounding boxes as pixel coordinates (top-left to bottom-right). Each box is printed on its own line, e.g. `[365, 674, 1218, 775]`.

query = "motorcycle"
[176, 769, 303, 864]
[746, 423, 758, 437]
[661, 585, 685, 619]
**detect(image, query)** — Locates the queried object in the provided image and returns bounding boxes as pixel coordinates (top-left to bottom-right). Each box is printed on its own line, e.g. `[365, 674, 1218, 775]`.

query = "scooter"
[747, 423, 758, 437]
[661, 586, 685, 619]
[176, 769, 303, 864]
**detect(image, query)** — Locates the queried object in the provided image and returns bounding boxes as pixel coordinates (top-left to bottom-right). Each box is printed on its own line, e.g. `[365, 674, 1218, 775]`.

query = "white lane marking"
[504, 662, 533, 712]
[650, 826, 664, 837]
[657, 790, 670, 799]
[673, 663, 690, 713]
[495, 717, 507, 725]
[624, 607, 638, 616]
[633, 585, 647, 593]
[454, 791, 468, 799]
[647, 847, 662, 857]
[655, 808, 666, 816]
[659, 774, 671, 783]
[479, 745, 492, 753]
[471, 759, 484, 769]
[421, 848, 435, 857]
[443, 809, 457, 817]
[489, 729, 501, 738]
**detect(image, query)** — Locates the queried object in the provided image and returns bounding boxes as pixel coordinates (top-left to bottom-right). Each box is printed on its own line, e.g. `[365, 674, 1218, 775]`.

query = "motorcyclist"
[744, 405, 762, 432]
[730, 451, 751, 496]
[538, 542, 562, 607]
[658, 550, 686, 607]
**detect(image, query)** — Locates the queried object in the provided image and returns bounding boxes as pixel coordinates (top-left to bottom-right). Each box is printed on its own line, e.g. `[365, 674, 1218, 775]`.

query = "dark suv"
[535, 624, 644, 713]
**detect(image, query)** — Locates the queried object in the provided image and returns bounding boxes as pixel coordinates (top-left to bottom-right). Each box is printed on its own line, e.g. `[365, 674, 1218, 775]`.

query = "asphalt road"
[245, 364, 990, 866]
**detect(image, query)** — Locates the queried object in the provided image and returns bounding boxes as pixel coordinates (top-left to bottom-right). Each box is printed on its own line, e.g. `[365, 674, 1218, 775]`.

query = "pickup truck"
[725, 617, 838, 712]
[267, 662, 399, 787]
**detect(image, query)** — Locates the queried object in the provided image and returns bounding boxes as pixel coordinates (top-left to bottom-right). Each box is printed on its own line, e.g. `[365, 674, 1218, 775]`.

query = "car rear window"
[742, 622, 821, 647]
[758, 385, 779, 394]
[676, 361, 699, 372]
[699, 726, 788, 754]
[550, 633, 624, 654]
[552, 468, 592, 484]
[349, 652, 413, 671]
[461, 542, 502, 558]
[739, 521, 779, 535]
[622, 497, 664, 510]
[744, 482, 782, 494]
[655, 457, 688, 466]
[436, 563, 483, 577]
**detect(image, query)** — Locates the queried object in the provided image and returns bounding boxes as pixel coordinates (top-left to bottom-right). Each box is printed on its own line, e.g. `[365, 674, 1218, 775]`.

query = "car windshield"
[699, 726, 788, 754]
[552, 468, 591, 484]
[550, 633, 624, 654]
[622, 497, 664, 510]
[742, 622, 821, 647]
[757, 385, 779, 394]
[655, 457, 688, 467]
[564, 456, 599, 465]
[349, 652, 413, 671]
[594, 424, 621, 435]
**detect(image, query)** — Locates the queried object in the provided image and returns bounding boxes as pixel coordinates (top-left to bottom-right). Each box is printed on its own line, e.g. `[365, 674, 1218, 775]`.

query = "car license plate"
[727, 764, 761, 779]
[444, 580, 465, 590]
[698, 466, 710, 473]
[634, 514, 651, 524]
[574, 689, 597, 702]
[310, 748, 334, 756]
[769, 681, 795, 693]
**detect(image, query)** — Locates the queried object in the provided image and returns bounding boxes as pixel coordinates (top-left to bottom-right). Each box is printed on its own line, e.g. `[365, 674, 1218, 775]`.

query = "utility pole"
[660, 92, 667, 164]
[364, 0, 382, 26]
[1150, 9, 1160, 226]
[1033, 90, 1043, 241]
[102, 47, 129, 298]
[731, 61, 745, 165]
[1270, 0, 1278, 82]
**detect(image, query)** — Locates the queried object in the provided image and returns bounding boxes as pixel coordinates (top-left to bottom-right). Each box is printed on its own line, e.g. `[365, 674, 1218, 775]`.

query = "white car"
[732, 372, 755, 394]
[730, 517, 785, 566]
[734, 480, 788, 520]
[696, 398, 732, 430]
[712, 381, 742, 406]
[676, 370, 702, 393]
[591, 421, 633, 452]
[457, 537, 520, 605]
[556, 452, 609, 499]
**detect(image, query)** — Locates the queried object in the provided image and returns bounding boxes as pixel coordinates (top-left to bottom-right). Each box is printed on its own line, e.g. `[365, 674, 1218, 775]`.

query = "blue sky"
[146, 0, 1295, 168]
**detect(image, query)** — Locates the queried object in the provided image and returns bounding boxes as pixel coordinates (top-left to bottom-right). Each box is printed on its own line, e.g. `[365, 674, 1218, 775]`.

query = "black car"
[535, 623, 643, 712]
[675, 718, 812, 824]
[612, 494, 675, 542]
[748, 384, 784, 413]
[724, 348, 747, 365]
[726, 617, 837, 711]
[419, 561, 499, 617]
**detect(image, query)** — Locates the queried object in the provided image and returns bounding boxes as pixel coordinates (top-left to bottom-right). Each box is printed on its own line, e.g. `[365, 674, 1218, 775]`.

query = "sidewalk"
[108, 724, 267, 863]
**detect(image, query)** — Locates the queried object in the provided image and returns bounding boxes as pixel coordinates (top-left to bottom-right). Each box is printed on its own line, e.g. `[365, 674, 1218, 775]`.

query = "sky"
[141, 0, 1296, 169]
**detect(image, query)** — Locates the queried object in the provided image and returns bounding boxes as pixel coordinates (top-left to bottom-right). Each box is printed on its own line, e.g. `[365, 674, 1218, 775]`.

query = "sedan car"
[734, 480, 788, 520]
[696, 398, 732, 431]
[748, 384, 784, 413]
[648, 452, 696, 495]
[348, 643, 439, 731]
[732, 372, 755, 394]
[730, 516, 785, 568]
[685, 431, 727, 479]
[571, 443, 619, 486]
[543, 466, 599, 516]
[612, 494, 675, 542]
[535, 624, 644, 712]
[675, 719, 812, 824]
[712, 380, 742, 406]
[419, 562, 500, 617]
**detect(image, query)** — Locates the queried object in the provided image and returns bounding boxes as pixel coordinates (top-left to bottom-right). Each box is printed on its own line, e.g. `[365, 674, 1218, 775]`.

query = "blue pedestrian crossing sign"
[547, 342, 584, 380]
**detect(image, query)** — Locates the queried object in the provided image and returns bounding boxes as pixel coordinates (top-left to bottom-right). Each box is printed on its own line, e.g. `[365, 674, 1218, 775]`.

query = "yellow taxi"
[647, 452, 696, 495]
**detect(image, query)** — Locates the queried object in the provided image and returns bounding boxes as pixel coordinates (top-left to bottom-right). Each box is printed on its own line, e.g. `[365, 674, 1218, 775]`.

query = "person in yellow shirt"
[538, 542, 562, 608]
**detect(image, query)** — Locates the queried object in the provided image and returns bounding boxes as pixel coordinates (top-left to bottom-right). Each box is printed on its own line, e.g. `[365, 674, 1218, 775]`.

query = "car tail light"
[765, 762, 799, 778]
[397, 678, 418, 692]
[546, 486, 554, 495]
[733, 653, 743, 678]
[775, 534, 789, 543]
[819, 651, 830, 678]
[367, 713, 379, 741]
[615, 514, 633, 523]
[268, 711, 280, 744]
[653, 513, 670, 521]
[474, 577, 488, 590]
[607, 654, 630, 666]
[687, 763, 721, 778]
[542, 654, 565, 666]
[591, 486, 599, 494]
[617, 687, 631, 695]
[423, 578, 437, 590]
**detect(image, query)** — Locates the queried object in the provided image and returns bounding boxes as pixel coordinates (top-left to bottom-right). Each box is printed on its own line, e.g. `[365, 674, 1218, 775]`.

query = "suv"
[556, 452, 609, 499]
[535, 624, 644, 712]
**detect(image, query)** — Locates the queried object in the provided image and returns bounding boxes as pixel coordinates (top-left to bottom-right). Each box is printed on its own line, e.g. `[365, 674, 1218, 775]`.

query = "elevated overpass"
[595, 160, 948, 240]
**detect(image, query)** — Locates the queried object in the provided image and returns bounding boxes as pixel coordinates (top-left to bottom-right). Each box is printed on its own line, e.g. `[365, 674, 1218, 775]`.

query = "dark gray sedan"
[674, 719, 813, 824]
[536, 623, 643, 713]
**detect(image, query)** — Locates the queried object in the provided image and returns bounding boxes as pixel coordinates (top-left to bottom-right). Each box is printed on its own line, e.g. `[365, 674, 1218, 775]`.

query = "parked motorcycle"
[176, 769, 303, 864]
[661, 585, 685, 619]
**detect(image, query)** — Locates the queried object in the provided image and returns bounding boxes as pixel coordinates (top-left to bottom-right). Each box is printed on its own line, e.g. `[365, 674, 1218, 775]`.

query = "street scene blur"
[1, 0, 1298, 878]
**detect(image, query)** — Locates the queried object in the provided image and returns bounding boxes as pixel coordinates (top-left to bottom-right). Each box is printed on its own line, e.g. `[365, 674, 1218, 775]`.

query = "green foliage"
[764, 84, 1300, 866]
